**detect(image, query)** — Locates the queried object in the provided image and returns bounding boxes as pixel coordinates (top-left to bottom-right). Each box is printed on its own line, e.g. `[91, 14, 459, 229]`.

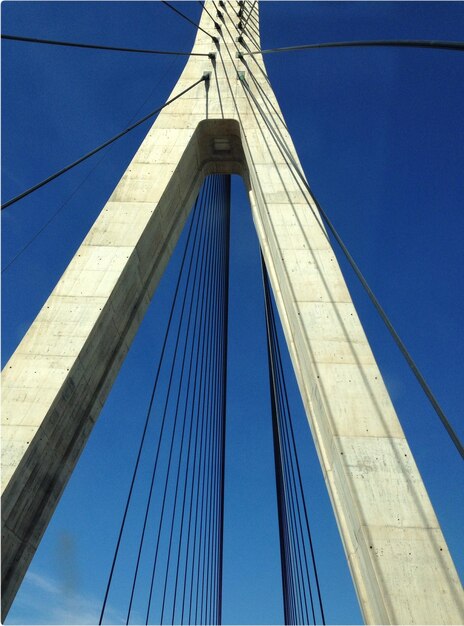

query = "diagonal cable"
[238, 73, 464, 460]
[239, 39, 464, 57]
[144, 177, 216, 625]
[1, 76, 207, 210]
[262, 257, 326, 624]
[124, 184, 208, 625]
[1, 53, 182, 274]
[161, 1, 216, 41]
[99, 181, 203, 626]
[240, 1, 258, 33]
[1, 33, 209, 56]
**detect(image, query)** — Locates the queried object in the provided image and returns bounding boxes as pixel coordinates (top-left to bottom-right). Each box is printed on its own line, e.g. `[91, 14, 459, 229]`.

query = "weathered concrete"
[2, 2, 463, 623]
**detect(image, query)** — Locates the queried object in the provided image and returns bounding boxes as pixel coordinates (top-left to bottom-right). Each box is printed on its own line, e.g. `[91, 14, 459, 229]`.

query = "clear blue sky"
[2, 2, 463, 624]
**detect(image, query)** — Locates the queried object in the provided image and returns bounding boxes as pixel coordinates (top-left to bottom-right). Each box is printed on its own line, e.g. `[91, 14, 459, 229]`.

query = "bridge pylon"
[2, 2, 463, 623]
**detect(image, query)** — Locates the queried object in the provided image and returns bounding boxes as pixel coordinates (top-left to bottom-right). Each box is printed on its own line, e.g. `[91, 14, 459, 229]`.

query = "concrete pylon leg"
[2, 2, 463, 623]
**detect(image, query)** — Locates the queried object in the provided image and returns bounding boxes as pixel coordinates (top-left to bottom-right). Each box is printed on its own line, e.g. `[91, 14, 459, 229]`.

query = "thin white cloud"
[8, 568, 126, 625]
[24, 571, 61, 596]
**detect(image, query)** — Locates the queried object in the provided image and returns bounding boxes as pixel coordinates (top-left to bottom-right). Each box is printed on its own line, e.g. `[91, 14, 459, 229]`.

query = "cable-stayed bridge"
[2, 2, 463, 624]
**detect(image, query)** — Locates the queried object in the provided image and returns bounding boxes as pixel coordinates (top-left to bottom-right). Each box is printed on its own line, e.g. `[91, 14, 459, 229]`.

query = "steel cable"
[161, 1, 217, 41]
[100, 175, 229, 624]
[1, 76, 207, 210]
[99, 183, 203, 626]
[1, 33, 209, 56]
[262, 257, 326, 624]
[169, 181, 220, 623]
[241, 39, 464, 57]
[144, 177, 216, 624]
[1, 53, 182, 274]
[238, 73, 463, 460]
[125, 182, 210, 625]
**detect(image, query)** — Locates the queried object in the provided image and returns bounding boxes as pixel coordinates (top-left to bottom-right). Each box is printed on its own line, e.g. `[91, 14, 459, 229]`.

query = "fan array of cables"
[99, 175, 230, 625]
[261, 257, 325, 625]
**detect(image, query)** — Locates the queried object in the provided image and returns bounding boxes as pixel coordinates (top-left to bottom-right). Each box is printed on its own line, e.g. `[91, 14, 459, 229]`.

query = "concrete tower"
[2, 2, 463, 622]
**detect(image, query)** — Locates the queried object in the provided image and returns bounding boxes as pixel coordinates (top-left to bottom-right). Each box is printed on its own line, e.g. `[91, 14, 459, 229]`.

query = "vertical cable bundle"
[261, 257, 325, 626]
[100, 175, 230, 625]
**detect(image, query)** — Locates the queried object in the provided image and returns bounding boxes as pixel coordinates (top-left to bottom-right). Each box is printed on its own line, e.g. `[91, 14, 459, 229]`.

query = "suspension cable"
[161, 1, 217, 41]
[1, 76, 207, 211]
[100, 176, 230, 624]
[193, 209, 218, 621]
[238, 8, 261, 41]
[1, 33, 209, 56]
[144, 177, 216, 625]
[98, 182, 203, 625]
[169, 181, 216, 625]
[200, 176, 220, 625]
[1, 53, 182, 274]
[238, 73, 464, 460]
[263, 262, 305, 623]
[217, 176, 230, 626]
[180, 211, 216, 622]
[262, 256, 326, 624]
[197, 1, 221, 30]
[125, 183, 209, 626]
[266, 269, 325, 624]
[240, 1, 258, 36]
[264, 294, 293, 623]
[239, 39, 464, 56]
[159, 182, 215, 625]
[99, 175, 229, 623]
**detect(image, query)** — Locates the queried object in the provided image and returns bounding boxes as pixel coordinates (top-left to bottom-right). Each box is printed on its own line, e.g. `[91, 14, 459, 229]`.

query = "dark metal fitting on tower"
[236, 51, 244, 59]
[237, 21, 243, 30]
[219, 0, 225, 7]
[238, 8, 244, 17]
[208, 51, 217, 60]
[216, 10, 223, 19]
[214, 21, 222, 31]
[238, 0, 245, 6]
[212, 35, 220, 45]
[237, 70, 246, 81]
[203, 71, 212, 81]
[235, 36, 245, 45]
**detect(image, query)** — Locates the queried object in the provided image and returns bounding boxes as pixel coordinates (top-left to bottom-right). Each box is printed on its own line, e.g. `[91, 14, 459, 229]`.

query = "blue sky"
[2, 2, 463, 624]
